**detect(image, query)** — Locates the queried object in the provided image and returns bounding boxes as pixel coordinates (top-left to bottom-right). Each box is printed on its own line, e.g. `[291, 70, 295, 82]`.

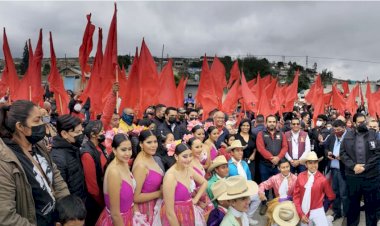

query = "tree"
[286, 61, 311, 92]
[117, 55, 131, 70]
[19, 41, 29, 75]
[219, 56, 233, 80]
[239, 56, 274, 80]
[320, 69, 333, 85]
[42, 63, 50, 76]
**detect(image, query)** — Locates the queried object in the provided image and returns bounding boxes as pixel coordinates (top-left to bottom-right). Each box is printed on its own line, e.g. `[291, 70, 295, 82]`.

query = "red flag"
[48, 32, 69, 115]
[120, 47, 139, 112]
[210, 56, 227, 108]
[341, 81, 350, 97]
[257, 83, 273, 117]
[323, 92, 332, 106]
[158, 59, 177, 107]
[282, 71, 299, 112]
[241, 72, 258, 112]
[99, 3, 118, 100]
[272, 83, 286, 115]
[176, 76, 188, 108]
[247, 78, 257, 89]
[1, 28, 19, 99]
[79, 14, 95, 82]
[312, 86, 325, 124]
[345, 83, 359, 115]
[196, 55, 218, 120]
[331, 83, 346, 112]
[14, 29, 44, 104]
[80, 28, 103, 114]
[365, 82, 377, 117]
[265, 77, 277, 99]
[222, 77, 240, 114]
[227, 60, 240, 89]
[138, 39, 159, 118]
[305, 74, 321, 104]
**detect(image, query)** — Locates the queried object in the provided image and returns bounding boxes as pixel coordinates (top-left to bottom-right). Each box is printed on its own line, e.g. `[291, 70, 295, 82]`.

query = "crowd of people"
[0, 87, 379, 226]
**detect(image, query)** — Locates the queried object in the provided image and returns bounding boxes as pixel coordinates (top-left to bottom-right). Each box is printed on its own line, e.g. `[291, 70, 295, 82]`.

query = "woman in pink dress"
[188, 137, 214, 219]
[96, 134, 148, 226]
[132, 130, 164, 225]
[204, 126, 220, 170]
[159, 143, 208, 226]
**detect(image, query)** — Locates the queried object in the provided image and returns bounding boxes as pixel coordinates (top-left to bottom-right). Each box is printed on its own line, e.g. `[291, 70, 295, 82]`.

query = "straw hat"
[272, 201, 300, 226]
[226, 140, 247, 151]
[218, 175, 258, 201]
[300, 151, 323, 164]
[207, 155, 228, 173]
[210, 179, 227, 201]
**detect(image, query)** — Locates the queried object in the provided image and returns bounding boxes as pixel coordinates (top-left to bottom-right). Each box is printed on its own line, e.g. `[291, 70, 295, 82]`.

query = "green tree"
[286, 61, 311, 92]
[19, 41, 29, 75]
[42, 63, 50, 76]
[117, 55, 131, 70]
[239, 56, 274, 81]
[320, 69, 333, 85]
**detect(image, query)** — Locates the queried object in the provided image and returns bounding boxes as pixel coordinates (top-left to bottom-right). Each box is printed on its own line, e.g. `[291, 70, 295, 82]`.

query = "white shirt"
[285, 131, 311, 161]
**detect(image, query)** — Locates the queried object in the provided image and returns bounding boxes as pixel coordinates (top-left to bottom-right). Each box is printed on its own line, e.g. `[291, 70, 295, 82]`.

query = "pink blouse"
[258, 173, 297, 198]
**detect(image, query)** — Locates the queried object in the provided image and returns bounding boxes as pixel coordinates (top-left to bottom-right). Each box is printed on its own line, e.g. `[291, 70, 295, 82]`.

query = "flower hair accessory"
[128, 125, 149, 137]
[187, 120, 203, 132]
[203, 122, 214, 131]
[166, 140, 182, 156]
[182, 134, 194, 143]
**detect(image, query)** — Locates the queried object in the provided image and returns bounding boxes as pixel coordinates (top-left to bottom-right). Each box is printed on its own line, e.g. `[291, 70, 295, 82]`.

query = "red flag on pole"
[210, 56, 227, 108]
[305, 74, 321, 104]
[341, 81, 350, 97]
[79, 14, 95, 82]
[48, 32, 69, 115]
[241, 72, 258, 112]
[176, 76, 188, 108]
[138, 39, 159, 118]
[345, 83, 359, 115]
[120, 47, 139, 112]
[1, 28, 19, 100]
[331, 83, 346, 113]
[222, 77, 240, 115]
[227, 60, 240, 89]
[158, 59, 177, 107]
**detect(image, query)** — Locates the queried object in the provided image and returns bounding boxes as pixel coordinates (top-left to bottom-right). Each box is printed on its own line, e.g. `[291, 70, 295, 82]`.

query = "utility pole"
[161, 44, 164, 71]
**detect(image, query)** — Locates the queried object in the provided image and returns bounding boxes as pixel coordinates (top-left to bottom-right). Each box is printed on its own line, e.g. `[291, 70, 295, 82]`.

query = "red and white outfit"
[258, 173, 298, 199]
[293, 171, 335, 226]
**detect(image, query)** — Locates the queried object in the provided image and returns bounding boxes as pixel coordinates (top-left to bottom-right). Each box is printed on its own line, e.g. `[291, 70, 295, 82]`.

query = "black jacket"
[50, 135, 87, 201]
[340, 129, 380, 178]
[156, 121, 188, 140]
[324, 134, 346, 178]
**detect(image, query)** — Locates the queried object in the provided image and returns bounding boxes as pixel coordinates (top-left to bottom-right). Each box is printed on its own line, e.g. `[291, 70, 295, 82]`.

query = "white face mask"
[74, 103, 82, 112]
[316, 121, 323, 127]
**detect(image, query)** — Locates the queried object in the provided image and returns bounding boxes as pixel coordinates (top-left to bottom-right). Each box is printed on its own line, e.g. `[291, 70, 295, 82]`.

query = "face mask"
[25, 124, 46, 144]
[97, 134, 105, 143]
[122, 112, 134, 125]
[316, 121, 323, 127]
[335, 130, 344, 137]
[168, 116, 176, 124]
[357, 123, 368, 133]
[42, 116, 51, 124]
[73, 134, 84, 147]
[179, 115, 185, 121]
[73, 103, 82, 113]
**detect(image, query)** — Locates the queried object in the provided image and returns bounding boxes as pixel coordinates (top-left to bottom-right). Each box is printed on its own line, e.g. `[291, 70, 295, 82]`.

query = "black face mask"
[73, 134, 84, 147]
[25, 124, 46, 145]
[98, 134, 105, 143]
[357, 123, 368, 133]
[168, 117, 176, 124]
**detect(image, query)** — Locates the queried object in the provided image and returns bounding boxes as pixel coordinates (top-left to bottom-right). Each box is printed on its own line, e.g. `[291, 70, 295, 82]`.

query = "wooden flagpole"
[58, 94, 63, 115]
[29, 86, 32, 102]
[115, 66, 119, 114]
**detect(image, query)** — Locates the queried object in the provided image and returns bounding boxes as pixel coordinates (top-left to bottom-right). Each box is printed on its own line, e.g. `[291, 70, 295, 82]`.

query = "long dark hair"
[175, 143, 190, 155]
[105, 133, 130, 171]
[137, 129, 157, 153]
[0, 100, 35, 138]
[237, 118, 251, 134]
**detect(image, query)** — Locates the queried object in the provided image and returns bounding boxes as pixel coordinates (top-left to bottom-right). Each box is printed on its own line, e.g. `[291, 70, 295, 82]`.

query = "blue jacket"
[228, 159, 252, 180]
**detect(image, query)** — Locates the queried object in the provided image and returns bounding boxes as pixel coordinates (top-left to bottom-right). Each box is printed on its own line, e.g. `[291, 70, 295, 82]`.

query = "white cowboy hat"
[226, 140, 247, 152]
[218, 175, 258, 201]
[300, 151, 323, 164]
[207, 155, 228, 173]
[272, 201, 300, 226]
[210, 179, 227, 201]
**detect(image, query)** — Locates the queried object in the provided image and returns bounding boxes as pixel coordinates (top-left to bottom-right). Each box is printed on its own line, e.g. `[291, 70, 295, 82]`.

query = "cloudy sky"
[1, 1, 380, 81]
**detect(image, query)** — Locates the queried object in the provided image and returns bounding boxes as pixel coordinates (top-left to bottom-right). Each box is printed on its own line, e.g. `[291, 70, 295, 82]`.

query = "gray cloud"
[0, 1, 380, 81]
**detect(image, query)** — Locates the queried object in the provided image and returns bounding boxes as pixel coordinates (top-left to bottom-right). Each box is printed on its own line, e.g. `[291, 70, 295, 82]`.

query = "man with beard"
[152, 104, 166, 128]
[256, 115, 288, 215]
[340, 113, 380, 226]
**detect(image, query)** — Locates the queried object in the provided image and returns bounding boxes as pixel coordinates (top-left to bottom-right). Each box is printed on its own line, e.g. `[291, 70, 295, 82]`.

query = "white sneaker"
[249, 219, 258, 225]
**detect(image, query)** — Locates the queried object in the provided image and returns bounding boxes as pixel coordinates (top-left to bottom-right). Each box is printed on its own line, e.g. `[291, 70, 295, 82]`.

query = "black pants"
[346, 175, 380, 226]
